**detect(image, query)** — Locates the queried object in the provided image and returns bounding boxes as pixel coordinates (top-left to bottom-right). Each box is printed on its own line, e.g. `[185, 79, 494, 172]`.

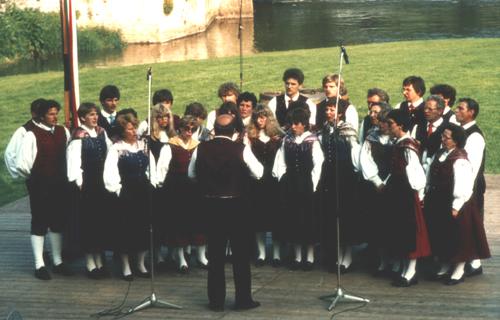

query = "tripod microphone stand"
[319, 46, 369, 311]
[125, 67, 182, 315]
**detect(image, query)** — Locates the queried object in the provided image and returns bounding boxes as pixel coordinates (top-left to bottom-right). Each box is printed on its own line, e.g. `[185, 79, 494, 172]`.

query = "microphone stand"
[319, 46, 369, 311]
[238, 0, 244, 91]
[125, 67, 182, 315]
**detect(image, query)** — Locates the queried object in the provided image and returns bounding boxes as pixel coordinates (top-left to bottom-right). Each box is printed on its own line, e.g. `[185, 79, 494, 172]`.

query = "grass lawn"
[1, 38, 499, 206]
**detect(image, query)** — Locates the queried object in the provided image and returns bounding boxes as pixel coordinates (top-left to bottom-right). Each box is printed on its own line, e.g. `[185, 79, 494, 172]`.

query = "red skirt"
[408, 192, 432, 259]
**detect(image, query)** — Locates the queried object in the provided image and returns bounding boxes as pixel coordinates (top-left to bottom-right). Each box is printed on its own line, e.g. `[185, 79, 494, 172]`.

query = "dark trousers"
[205, 197, 253, 307]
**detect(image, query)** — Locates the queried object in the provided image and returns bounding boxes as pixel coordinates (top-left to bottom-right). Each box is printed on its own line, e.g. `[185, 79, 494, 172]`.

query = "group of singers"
[4, 68, 491, 311]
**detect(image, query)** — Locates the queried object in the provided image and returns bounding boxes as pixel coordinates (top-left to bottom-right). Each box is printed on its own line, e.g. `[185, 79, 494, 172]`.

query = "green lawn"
[1, 38, 499, 206]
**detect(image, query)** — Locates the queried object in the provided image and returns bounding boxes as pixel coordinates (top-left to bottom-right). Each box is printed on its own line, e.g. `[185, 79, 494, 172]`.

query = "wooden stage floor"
[1, 175, 499, 320]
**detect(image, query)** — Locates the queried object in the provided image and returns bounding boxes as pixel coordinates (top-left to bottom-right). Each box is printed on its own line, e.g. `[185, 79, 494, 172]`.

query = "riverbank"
[0, 38, 499, 205]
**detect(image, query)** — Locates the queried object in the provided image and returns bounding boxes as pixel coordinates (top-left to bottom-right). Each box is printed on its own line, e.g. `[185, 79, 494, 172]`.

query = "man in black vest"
[397, 76, 426, 131]
[454, 97, 486, 276]
[430, 84, 457, 123]
[268, 68, 316, 128]
[188, 114, 263, 311]
[97, 85, 120, 137]
[411, 95, 447, 171]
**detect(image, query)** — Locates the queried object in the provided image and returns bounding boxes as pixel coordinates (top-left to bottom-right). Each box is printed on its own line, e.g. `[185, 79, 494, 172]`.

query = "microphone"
[340, 46, 349, 64]
[146, 67, 152, 80]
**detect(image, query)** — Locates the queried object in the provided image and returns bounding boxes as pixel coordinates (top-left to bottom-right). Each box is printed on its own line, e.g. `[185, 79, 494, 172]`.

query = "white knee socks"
[256, 232, 266, 260]
[197, 245, 208, 265]
[31, 235, 45, 269]
[48, 232, 63, 266]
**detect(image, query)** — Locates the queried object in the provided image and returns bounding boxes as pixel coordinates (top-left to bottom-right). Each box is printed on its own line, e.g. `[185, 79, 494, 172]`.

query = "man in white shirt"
[97, 85, 120, 137]
[430, 84, 457, 123]
[267, 68, 316, 129]
[395, 76, 426, 131]
[237, 92, 257, 128]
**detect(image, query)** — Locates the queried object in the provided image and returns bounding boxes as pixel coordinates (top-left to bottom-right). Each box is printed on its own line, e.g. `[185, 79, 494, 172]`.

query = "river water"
[1, 0, 499, 76]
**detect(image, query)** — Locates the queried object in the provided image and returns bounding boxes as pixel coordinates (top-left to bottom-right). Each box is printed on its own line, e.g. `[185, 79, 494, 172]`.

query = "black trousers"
[205, 197, 253, 307]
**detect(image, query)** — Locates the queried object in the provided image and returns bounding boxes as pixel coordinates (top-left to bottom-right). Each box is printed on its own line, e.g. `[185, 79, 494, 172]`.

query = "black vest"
[442, 109, 453, 123]
[276, 94, 308, 127]
[464, 124, 486, 196]
[415, 120, 446, 159]
[196, 138, 247, 198]
[361, 116, 373, 142]
[400, 100, 425, 131]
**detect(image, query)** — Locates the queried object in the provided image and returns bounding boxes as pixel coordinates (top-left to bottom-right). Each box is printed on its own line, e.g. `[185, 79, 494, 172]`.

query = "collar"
[81, 124, 97, 137]
[462, 120, 476, 130]
[285, 92, 300, 103]
[293, 131, 313, 144]
[444, 106, 451, 114]
[35, 122, 55, 132]
[100, 109, 116, 118]
[242, 116, 251, 127]
[395, 132, 411, 144]
[214, 135, 233, 141]
[410, 97, 424, 107]
[168, 136, 199, 150]
[428, 117, 444, 127]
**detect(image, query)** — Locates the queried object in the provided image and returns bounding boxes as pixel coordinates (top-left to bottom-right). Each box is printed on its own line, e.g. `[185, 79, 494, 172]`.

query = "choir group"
[4, 68, 491, 308]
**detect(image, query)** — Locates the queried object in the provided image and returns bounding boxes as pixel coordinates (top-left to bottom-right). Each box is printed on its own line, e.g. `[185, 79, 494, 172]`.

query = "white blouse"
[4, 123, 32, 179]
[16, 122, 70, 178]
[66, 125, 112, 188]
[395, 134, 427, 201]
[360, 131, 392, 188]
[272, 131, 324, 191]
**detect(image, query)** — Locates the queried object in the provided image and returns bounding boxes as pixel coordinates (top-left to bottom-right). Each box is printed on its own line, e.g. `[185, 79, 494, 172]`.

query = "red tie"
[427, 123, 433, 137]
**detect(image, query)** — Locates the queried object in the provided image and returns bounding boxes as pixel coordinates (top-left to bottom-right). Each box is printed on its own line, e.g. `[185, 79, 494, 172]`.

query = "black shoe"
[392, 275, 418, 287]
[302, 261, 314, 271]
[136, 270, 150, 278]
[465, 265, 483, 277]
[53, 263, 74, 276]
[198, 261, 209, 269]
[34, 266, 51, 280]
[86, 268, 101, 279]
[234, 300, 261, 311]
[255, 259, 265, 267]
[445, 274, 465, 285]
[429, 272, 449, 281]
[271, 259, 282, 268]
[178, 265, 189, 274]
[208, 303, 224, 312]
[289, 260, 301, 271]
[122, 273, 134, 281]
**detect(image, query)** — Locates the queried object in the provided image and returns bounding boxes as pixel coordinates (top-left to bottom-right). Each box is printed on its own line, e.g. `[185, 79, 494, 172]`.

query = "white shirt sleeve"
[345, 104, 359, 132]
[452, 158, 474, 211]
[272, 141, 286, 181]
[156, 144, 172, 186]
[4, 126, 27, 179]
[464, 132, 485, 181]
[188, 148, 198, 180]
[360, 140, 383, 187]
[358, 119, 366, 144]
[349, 135, 361, 172]
[306, 99, 317, 126]
[405, 148, 427, 201]
[136, 120, 148, 138]
[103, 144, 122, 196]
[16, 131, 37, 178]
[206, 110, 217, 132]
[66, 139, 83, 187]
[268, 97, 277, 117]
[311, 140, 325, 191]
[243, 144, 264, 179]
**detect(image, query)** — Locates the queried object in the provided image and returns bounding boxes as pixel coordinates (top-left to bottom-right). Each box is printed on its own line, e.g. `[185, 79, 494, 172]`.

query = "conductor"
[188, 114, 263, 311]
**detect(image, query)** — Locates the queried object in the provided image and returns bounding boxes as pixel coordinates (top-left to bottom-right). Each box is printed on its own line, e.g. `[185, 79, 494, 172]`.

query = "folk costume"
[316, 99, 359, 132]
[272, 130, 324, 267]
[398, 99, 425, 131]
[4, 119, 37, 179]
[385, 133, 431, 283]
[188, 135, 263, 310]
[67, 125, 112, 275]
[318, 121, 362, 270]
[268, 93, 317, 128]
[411, 117, 446, 171]
[157, 136, 208, 270]
[425, 148, 490, 282]
[16, 122, 71, 277]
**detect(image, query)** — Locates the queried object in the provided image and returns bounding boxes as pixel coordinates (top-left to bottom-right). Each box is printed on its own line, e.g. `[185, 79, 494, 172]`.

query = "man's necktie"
[427, 122, 433, 137]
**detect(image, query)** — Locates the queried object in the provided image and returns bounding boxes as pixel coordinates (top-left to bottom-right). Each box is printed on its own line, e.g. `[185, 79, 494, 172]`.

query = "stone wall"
[9, 0, 253, 43]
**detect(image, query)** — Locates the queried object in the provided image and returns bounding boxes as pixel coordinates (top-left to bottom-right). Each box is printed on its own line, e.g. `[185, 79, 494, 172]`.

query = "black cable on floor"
[330, 300, 369, 320]
[91, 281, 132, 319]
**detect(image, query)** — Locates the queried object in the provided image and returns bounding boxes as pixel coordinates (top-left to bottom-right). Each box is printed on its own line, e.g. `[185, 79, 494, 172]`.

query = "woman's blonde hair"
[247, 104, 284, 139]
[150, 103, 176, 141]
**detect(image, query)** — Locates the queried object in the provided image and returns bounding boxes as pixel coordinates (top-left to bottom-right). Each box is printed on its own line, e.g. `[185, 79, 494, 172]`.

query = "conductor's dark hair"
[458, 97, 480, 119]
[402, 76, 426, 97]
[99, 85, 120, 102]
[31, 98, 46, 115]
[37, 99, 61, 119]
[287, 104, 310, 130]
[152, 89, 174, 105]
[325, 98, 350, 117]
[444, 123, 466, 149]
[237, 92, 258, 109]
[217, 82, 240, 98]
[367, 88, 390, 103]
[116, 108, 138, 119]
[387, 109, 411, 132]
[283, 68, 305, 85]
[184, 102, 207, 120]
[218, 101, 244, 133]
[214, 115, 235, 137]
[430, 84, 457, 107]
[77, 102, 99, 119]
